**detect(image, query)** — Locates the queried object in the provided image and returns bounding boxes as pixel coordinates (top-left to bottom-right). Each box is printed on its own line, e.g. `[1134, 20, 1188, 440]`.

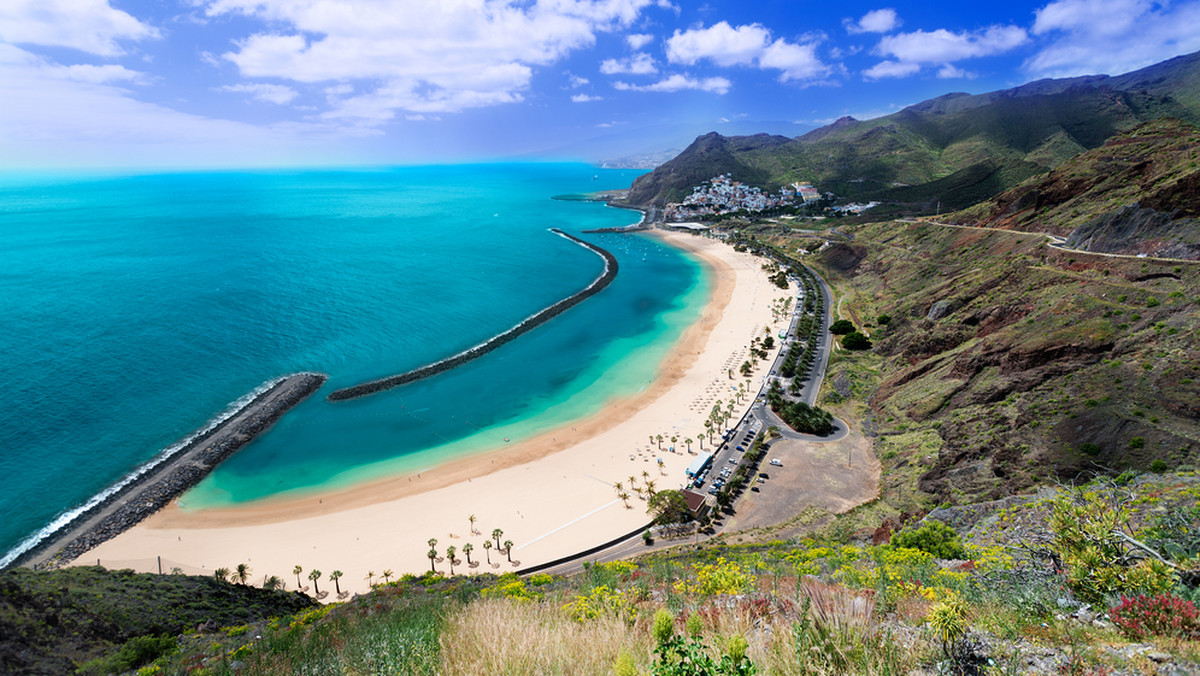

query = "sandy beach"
[80, 230, 794, 597]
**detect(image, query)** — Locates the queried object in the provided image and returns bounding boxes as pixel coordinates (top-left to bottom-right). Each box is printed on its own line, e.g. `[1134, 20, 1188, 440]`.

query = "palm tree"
[685, 437, 693, 452]
[365, 570, 376, 587]
[235, 563, 252, 585]
[483, 539, 492, 564]
[463, 542, 474, 565]
[655, 434, 663, 449]
[263, 575, 283, 590]
[330, 570, 343, 595]
[704, 419, 713, 444]
[648, 434, 654, 446]
[427, 537, 438, 550]
[381, 569, 394, 585]
[645, 479, 656, 496]
[670, 436, 677, 449]
[214, 567, 230, 582]
[642, 469, 650, 483]
[613, 480, 623, 495]
[503, 540, 514, 563]
[618, 491, 630, 507]
[492, 528, 503, 549]
[468, 514, 477, 535]
[428, 547, 438, 573]
[308, 569, 322, 596]
[293, 565, 304, 590]
[446, 546, 457, 575]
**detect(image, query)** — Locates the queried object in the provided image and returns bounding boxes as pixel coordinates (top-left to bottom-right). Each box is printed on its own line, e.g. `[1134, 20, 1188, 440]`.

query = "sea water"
[0, 164, 706, 564]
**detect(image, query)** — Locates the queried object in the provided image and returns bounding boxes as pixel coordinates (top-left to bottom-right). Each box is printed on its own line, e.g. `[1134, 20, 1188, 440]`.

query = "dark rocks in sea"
[15, 372, 327, 570]
[327, 229, 618, 401]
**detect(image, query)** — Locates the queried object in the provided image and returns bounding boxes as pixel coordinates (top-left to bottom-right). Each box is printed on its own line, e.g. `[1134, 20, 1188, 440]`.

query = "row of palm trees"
[426, 528, 514, 575]
[212, 563, 345, 597]
[613, 470, 658, 507]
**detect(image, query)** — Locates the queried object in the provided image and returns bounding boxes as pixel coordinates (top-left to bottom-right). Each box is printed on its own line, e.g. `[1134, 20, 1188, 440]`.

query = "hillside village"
[664, 174, 879, 222]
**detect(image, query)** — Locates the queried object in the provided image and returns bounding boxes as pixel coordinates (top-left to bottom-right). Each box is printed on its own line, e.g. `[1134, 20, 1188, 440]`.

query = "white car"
[769, 459, 782, 466]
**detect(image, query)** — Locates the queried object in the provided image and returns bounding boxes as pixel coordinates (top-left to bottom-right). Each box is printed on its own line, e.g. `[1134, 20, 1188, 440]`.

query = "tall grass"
[439, 598, 652, 674]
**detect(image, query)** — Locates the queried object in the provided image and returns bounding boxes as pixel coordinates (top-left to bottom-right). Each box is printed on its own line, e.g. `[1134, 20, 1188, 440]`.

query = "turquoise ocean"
[0, 164, 708, 567]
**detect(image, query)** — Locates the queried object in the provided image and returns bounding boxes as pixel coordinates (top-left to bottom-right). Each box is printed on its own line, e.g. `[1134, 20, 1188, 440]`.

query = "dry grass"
[439, 598, 652, 675]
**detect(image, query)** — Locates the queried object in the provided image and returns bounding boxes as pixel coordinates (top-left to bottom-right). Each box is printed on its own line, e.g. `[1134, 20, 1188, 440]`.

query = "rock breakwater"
[12, 372, 327, 570]
[327, 229, 618, 401]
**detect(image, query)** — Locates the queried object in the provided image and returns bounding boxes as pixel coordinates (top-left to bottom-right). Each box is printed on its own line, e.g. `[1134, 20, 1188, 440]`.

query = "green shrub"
[79, 635, 177, 675]
[876, 314, 892, 325]
[1050, 486, 1177, 604]
[890, 521, 966, 559]
[841, 332, 872, 350]
[1150, 459, 1168, 473]
[829, 319, 855, 335]
[1129, 437, 1146, 449]
[1079, 442, 1102, 456]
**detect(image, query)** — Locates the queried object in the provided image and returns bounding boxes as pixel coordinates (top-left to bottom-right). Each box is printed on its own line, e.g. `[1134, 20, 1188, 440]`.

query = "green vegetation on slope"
[781, 219, 1200, 508]
[0, 566, 316, 674]
[51, 474, 1200, 675]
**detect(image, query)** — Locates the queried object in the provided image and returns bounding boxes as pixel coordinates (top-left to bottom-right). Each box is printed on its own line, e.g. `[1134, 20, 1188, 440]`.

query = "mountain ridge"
[623, 50, 1200, 209]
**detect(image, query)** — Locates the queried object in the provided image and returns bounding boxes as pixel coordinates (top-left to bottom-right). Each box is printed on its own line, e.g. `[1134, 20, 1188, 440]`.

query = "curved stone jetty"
[327, 229, 618, 401]
[12, 372, 327, 570]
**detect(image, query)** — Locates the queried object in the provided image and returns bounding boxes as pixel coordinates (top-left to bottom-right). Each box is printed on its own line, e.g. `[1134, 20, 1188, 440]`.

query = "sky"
[2, 0, 1199, 169]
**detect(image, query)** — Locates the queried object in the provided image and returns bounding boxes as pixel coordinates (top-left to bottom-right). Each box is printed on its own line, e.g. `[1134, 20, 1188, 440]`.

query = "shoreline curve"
[8, 372, 327, 570]
[327, 229, 617, 401]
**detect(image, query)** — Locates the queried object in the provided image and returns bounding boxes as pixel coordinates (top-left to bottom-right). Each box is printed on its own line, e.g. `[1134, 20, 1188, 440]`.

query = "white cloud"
[0, 0, 159, 56]
[865, 25, 1027, 79]
[626, 32, 654, 49]
[760, 39, 827, 82]
[567, 73, 590, 88]
[206, 0, 662, 121]
[877, 26, 1027, 64]
[936, 64, 975, 79]
[612, 73, 731, 93]
[1027, 0, 1200, 77]
[848, 9, 900, 34]
[863, 59, 920, 80]
[600, 52, 657, 74]
[665, 21, 830, 83]
[571, 93, 602, 102]
[666, 21, 771, 67]
[220, 83, 299, 104]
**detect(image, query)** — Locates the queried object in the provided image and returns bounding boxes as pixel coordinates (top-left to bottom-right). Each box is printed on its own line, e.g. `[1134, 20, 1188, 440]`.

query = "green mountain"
[955, 117, 1200, 259]
[624, 51, 1200, 210]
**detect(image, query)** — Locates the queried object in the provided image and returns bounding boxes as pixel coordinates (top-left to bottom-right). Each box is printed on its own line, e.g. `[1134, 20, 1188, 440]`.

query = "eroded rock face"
[1066, 204, 1200, 259]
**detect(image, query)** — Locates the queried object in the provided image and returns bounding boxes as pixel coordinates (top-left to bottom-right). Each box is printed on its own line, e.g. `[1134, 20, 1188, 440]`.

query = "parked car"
[769, 458, 782, 466]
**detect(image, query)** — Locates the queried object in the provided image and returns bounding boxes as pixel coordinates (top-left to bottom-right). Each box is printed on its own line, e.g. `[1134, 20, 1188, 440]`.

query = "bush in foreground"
[1110, 594, 1200, 640]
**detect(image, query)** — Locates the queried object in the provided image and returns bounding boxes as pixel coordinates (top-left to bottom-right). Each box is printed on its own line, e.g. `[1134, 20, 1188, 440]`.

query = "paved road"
[915, 218, 1198, 265]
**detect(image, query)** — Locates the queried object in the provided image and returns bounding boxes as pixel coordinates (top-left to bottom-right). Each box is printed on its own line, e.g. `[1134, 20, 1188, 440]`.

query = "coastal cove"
[0, 164, 708, 565]
[78, 229, 796, 596]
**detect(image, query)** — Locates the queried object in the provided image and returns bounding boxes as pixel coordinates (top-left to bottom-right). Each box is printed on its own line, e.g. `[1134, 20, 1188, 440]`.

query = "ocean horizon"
[0, 163, 708, 566]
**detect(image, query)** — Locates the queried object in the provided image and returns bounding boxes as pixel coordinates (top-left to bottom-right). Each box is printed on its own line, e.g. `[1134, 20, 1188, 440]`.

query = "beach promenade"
[78, 231, 794, 597]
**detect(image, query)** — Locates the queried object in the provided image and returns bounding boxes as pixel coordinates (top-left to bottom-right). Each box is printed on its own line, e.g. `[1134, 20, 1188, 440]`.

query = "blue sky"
[2, 0, 1199, 169]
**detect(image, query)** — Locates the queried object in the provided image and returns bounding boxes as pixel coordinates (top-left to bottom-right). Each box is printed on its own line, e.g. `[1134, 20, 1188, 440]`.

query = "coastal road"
[915, 218, 1199, 265]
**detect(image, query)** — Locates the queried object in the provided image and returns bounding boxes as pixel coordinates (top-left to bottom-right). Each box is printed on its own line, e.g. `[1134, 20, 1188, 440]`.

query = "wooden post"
[157, 556, 162, 575]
